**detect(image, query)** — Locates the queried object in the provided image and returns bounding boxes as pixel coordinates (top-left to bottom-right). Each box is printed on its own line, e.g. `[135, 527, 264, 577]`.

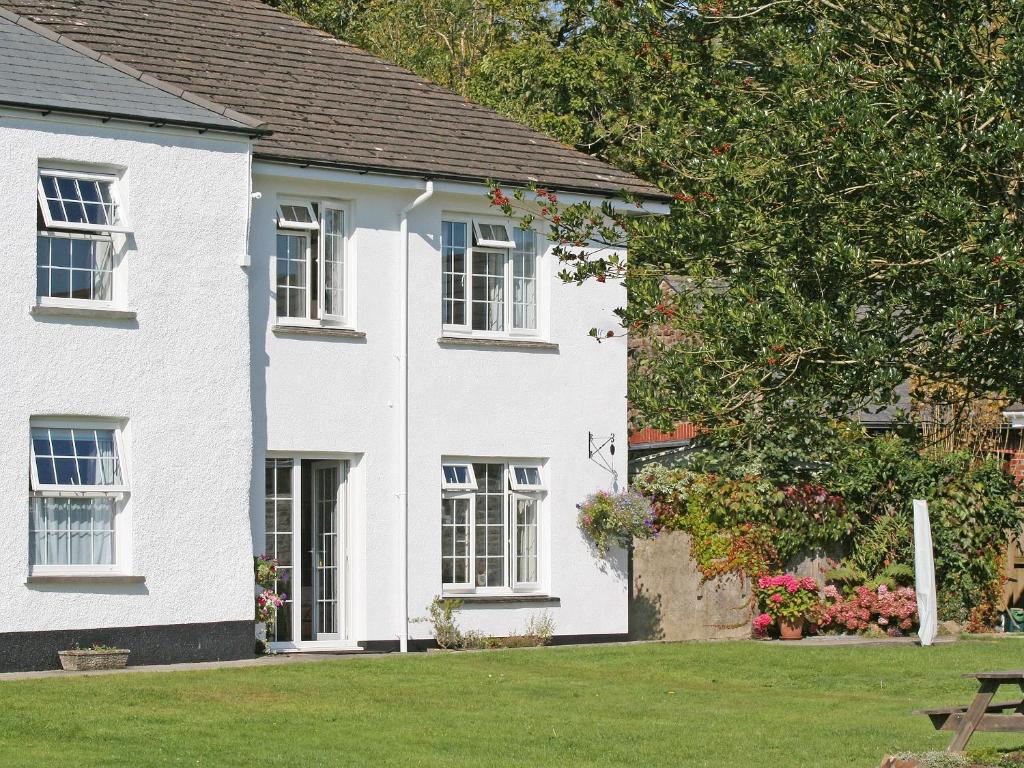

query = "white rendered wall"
[0, 112, 254, 632]
[251, 166, 629, 644]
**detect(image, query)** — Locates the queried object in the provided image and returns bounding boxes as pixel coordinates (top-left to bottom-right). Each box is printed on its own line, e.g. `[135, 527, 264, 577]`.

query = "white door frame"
[267, 454, 355, 652]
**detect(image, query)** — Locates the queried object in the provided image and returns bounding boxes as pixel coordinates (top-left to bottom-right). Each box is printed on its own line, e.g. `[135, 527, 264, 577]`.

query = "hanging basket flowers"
[577, 490, 657, 555]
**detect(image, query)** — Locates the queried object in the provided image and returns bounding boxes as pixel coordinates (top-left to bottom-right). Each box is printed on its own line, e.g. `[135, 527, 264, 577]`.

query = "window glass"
[265, 459, 294, 643]
[442, 221, 468, 327]
[276, 233, 308, 319]
[515, 496, 539, 584]
[512, 228, 538, 330]
[471, 251, 505, 332]
[39, 173, 120, 229]
[30, 427, 122, 489]
[441, 496, 471, 586]
[37, 236, 113, 302]
[30, 497, 114, 567]
[323, 208, 345, 317]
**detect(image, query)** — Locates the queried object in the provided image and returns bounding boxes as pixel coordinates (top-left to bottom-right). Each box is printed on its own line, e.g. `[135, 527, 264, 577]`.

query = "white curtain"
[914, 499, 938, 646]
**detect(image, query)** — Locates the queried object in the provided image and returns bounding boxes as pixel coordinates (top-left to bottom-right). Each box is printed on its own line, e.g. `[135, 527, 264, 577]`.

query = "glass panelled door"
[311, 461, 344, 641]
[265, 459, 294, 644]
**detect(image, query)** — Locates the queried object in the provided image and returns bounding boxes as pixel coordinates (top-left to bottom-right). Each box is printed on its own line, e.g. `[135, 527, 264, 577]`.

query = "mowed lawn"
[3, 639, 1024, 767]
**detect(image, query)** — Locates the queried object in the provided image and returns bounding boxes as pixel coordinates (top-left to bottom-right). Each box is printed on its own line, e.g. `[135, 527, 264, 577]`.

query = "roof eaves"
[0, 4, 269, 134]
[253, 151, 673, 202]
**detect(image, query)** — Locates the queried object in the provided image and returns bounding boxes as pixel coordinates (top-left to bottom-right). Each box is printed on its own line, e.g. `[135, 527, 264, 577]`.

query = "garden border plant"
[619, 432, 1024, 633]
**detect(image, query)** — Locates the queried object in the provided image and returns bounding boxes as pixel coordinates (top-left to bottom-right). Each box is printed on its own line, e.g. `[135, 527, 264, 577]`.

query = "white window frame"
[441, 463, 477, 491]
[440, 459, 546, 596]
[35, 230, 117, 310]
[37, 169, 129, 234]
[276, 202, 320, 231]
[441, 216, 542, 339]
[509, 464, 545, 492]
[28, 418, 130, 575]
[472, 218, 516, 249]
[275, 198, 353, 328]
[511, 492, 541, 591]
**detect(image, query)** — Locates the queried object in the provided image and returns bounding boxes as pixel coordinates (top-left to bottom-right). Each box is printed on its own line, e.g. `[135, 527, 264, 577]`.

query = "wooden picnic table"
[916, 671, 1024, 752]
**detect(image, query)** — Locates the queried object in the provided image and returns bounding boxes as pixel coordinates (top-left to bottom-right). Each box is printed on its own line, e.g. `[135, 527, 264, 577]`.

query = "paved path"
[0, 650, 386, 682]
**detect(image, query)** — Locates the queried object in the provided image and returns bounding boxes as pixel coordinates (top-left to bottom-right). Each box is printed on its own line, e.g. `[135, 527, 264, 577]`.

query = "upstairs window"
[28, 423, 128, 570]
[36, 169, 127, 306]
[442, 219, 539, 337]
[38, 171, 126, 233]
[276, 200, 349, 326]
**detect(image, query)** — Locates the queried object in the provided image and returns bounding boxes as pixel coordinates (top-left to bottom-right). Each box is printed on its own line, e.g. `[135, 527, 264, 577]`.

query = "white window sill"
[437, 336, 558, 351]
[273, 324, 366, 339]
[442, 594, 559, 604]
[26, 573, 145, 585]
[31, 303, 137, 321]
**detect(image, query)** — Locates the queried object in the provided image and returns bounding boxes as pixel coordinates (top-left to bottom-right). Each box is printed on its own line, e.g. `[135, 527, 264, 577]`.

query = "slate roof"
[0, 0, 667, 199]
[0, 8, 263, 133]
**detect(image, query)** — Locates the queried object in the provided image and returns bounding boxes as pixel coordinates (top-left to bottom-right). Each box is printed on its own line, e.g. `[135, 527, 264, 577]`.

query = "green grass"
[3, 639, 1024, 767]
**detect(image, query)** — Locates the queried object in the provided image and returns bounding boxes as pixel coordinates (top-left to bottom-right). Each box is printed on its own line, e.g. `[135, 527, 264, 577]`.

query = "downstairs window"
[441, 461, 544, 593]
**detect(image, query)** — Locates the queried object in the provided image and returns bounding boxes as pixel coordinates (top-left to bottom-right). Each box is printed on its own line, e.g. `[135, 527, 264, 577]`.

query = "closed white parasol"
[913, 499, 938, 646]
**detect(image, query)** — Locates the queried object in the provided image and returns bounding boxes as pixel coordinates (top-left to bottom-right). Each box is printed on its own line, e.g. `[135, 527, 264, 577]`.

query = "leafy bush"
[419, 596, 465, 649]
[577, 490, 656, 555]
[632, 434, 1024, 628]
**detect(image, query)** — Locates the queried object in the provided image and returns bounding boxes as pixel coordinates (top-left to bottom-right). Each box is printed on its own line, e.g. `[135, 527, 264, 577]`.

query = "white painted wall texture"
[0, 111, 628, 645]
[0, 112, 254, 633]
[250, 166, 630, 644]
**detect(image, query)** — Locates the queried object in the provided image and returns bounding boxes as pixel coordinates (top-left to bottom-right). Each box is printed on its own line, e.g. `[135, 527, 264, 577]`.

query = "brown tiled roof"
[1, 0, 667, 199]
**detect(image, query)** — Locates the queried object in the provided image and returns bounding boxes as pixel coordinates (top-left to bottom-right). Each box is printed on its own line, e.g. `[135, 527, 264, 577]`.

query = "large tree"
[271, 0, 1024, 447]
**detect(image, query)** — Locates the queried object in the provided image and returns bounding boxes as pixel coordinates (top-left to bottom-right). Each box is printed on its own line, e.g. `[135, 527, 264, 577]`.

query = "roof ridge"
[0, 3, 268, 131]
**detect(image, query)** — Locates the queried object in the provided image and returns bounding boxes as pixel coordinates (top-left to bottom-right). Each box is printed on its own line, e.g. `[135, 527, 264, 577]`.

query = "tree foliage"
[269, 0, 1024, 444]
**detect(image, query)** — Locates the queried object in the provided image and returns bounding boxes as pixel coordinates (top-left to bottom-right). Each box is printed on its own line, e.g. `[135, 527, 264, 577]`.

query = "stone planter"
[57, 649, 130, 671]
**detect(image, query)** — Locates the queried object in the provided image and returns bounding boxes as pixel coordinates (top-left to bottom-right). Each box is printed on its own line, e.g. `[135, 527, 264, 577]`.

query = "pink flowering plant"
[753, 574, 821, 633]
[819, 583, 918, 636]
[254, 554, 288, 628]
[578, 490, 656, 555]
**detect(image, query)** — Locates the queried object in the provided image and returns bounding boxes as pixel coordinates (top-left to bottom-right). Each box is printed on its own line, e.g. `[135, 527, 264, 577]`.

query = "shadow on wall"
[630, 576, 665, 641]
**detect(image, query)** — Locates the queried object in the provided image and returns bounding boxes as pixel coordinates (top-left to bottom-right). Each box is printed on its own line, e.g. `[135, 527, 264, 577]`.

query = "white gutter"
[398, 180, 434, 653]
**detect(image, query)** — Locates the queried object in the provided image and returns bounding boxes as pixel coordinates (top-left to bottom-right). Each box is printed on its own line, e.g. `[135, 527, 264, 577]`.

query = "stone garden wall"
[630, 531, 832, 641]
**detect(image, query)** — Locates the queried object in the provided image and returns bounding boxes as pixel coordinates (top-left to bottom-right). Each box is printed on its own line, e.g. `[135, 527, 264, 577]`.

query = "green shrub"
[632, 433, 1024, 625]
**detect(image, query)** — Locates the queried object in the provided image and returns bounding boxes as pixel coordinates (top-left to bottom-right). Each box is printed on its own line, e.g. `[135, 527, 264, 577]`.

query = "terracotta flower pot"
[779, 618, 805, 641]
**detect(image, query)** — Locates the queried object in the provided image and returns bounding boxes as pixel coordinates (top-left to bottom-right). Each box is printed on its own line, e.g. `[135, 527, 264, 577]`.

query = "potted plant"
[57, 643, 130, 671]
[254, 554, 287, 650]
[753, 574, 821, 640]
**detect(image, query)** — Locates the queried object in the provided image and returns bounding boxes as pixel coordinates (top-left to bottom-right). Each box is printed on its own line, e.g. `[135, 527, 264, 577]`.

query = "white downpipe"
[398, 180, 434, 653]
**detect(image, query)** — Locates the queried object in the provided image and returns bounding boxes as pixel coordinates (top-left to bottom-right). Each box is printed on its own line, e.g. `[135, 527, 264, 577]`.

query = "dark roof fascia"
[0, 5, 268, 135]
[0, 100, 269, 138]
[254, 152, 674, 203]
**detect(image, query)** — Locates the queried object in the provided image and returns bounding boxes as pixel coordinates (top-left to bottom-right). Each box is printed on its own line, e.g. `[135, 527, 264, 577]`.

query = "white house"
[0, 0, 668, 671]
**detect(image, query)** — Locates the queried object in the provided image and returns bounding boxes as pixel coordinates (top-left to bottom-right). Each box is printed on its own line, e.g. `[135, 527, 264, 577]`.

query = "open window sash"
[472, 219, 516, 249]
[29, 425, 129, 494]
[441, 463, 477, 491]
[509, 464, 544, 491]
[37, 170, 130, 234]
[277, 202, 320, 230]
[511, 492, 540, 590]
[441, 492, 475, 591]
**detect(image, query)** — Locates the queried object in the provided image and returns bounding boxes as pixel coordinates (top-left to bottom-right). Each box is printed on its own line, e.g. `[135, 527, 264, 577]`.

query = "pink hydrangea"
[770, 593, 783, 604]
[752, 613, 773, 637]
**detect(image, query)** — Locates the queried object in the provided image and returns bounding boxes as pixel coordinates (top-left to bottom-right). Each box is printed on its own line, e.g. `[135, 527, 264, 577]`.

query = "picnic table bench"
[915, 671, 1024, 752]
